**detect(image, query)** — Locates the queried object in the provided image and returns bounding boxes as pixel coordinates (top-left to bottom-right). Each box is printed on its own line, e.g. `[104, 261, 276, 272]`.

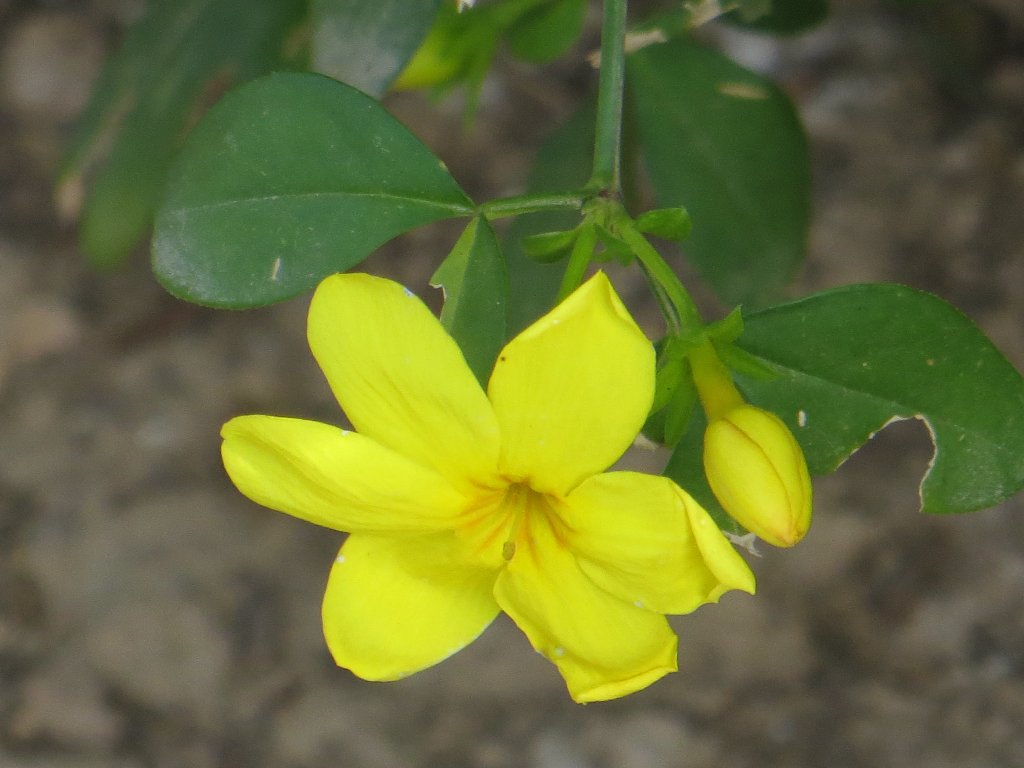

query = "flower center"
[499, 482, 552, 562]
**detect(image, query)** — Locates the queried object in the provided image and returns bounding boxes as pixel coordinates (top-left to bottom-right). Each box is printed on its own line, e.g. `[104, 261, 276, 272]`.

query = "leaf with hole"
[732, 284, 1024, 513]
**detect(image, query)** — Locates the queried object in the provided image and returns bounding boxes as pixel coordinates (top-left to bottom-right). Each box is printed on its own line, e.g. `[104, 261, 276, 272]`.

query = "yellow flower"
[221, 272, 754, 702]
[690, 337, 812, 547]
[703, 404, 812, 548]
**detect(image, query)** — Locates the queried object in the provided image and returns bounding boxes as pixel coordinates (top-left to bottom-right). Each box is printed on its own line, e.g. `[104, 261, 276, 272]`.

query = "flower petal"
[222, 415, 467, 532]
[488, 272, 655, 496]
[493, 512, 677, 703]
[323, 532, 500, 680]
[307, 274, 501, 492]
[563, 472, 756, 614]
[681, 485, 758, 601]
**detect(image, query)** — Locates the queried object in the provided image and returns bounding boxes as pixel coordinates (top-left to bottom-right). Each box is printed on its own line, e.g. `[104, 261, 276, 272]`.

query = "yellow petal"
[704, 405, 812, 547]
[488, 272, 655, 496]
[307, 274, 501, 493]
[493, 512, 677, 703]
[323, 532, 500, 680]
[222, 415, 467, 532]
[562, 472, 755, 615]
[680, 484, 757, 600]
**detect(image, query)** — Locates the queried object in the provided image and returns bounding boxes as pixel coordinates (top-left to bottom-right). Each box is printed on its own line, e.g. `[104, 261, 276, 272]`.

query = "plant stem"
[636, 258, 681, 335]
[479, 192, 586, 220]
[588, 0, 628, 194]
[618, 224, 703, 336]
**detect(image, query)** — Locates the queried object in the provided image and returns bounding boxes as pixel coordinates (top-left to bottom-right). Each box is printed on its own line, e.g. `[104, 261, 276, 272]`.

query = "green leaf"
[431, 217, 508, 384]
[311, 0, 442, 96]
[61, 0, 306, 268]
[734, 284, 1024, 513]
[505, 104, 594, 336]
[726, 0, 829, 34]
[628, 39, 810, 307]
[152, 72, 475, 308]
[507, 0, 587, 64]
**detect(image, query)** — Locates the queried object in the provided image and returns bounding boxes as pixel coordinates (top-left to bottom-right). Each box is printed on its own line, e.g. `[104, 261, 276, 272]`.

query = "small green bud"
[635, 207, 693, 241]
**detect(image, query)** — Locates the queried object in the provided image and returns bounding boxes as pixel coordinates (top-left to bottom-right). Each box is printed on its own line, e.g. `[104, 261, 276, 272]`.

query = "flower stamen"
[501, 483, 530, 561]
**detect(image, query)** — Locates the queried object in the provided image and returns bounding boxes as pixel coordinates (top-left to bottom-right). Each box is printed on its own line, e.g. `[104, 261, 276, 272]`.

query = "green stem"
[636, 258, 680, 335]
[588, 0, 628, 194]
[618, 224, 703, 335]
[479, 192, 586, 220]
[689, 338, 744, 420]
[556, 225, 597, 302]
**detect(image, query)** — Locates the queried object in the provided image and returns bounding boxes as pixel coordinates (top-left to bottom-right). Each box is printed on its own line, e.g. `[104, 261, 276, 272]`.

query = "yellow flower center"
[501, 482, 542, 561]
[460, 480, 562, 568]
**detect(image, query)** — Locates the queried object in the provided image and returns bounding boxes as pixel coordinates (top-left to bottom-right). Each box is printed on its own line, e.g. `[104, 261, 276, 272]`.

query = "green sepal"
[521, 227, 579, 263]
[644, 336, 701, 447]
[663, 364, 698, 446]
[635, 206, 693, 242]
[705, 307, 780, 381]
[718, 343, 780, 382]
[705, 306, 744, 343]
[593, 224, 634, 265]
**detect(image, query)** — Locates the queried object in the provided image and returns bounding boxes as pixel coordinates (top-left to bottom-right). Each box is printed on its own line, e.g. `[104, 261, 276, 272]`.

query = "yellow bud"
[703, 405, 812, 548]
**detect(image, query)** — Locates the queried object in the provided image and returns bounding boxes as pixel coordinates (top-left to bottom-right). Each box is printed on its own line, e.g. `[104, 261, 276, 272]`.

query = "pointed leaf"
[153, 72, 475, 307]
[734, 284, 1024, 513]
[431, 217, 508, 384]
[311, 0, 442, 96]
[628, 39, 810, 306]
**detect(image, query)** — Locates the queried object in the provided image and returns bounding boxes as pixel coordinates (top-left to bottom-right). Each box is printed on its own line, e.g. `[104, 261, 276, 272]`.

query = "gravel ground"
[1, 1, 1023, 767]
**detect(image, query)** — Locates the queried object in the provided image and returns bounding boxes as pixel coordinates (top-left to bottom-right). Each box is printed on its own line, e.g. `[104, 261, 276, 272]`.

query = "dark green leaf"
[153, 72, 474, 307]
[628, 39, 810, 307]
[61, 0, 306, 268]
[505, 104, 594, 336]
[507, 0, 587, 64]
[726, 0, 829, 34]
[735, 284, 1024, 513]
[431, 217, 508, 384]
[311, 0, 442, 95]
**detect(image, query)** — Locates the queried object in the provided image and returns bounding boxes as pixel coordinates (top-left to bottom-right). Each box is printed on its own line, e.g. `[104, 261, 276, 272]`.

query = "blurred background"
[1, 0, 1023, 766]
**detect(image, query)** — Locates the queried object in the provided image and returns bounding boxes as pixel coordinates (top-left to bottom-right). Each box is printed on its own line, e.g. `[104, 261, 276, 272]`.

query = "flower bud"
[703, 404, 812, 548]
